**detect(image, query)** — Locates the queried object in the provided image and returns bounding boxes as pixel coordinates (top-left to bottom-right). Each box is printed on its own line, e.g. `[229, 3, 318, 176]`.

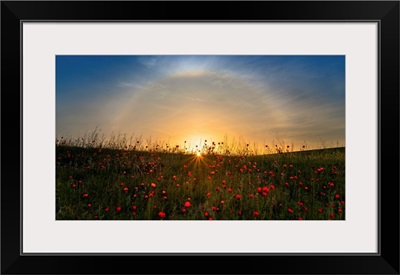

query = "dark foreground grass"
[56, 146, 345, 220]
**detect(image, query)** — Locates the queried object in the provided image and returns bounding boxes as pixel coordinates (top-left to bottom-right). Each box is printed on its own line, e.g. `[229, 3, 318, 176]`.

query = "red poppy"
[158, 212, 166, 219]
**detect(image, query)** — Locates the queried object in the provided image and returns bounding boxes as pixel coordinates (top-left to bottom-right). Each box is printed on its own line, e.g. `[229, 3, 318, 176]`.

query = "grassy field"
[56, 144, 345, 220]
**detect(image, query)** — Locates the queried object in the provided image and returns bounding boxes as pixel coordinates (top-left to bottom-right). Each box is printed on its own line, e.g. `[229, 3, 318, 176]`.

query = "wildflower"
[158, 212, 166, 219]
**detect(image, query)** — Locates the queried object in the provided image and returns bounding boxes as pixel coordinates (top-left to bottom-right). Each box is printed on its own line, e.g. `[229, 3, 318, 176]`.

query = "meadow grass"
[56, 135, 345, 220]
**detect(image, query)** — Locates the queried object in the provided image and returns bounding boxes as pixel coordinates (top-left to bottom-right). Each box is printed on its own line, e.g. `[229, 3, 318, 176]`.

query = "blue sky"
[56, 55, 345, 152]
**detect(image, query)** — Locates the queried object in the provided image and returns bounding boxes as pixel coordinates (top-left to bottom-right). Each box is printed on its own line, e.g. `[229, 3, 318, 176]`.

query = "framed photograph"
[2, 1, 399, 274]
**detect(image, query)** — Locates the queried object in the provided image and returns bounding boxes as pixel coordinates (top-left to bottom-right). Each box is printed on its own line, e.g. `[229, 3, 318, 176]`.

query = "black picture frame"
[2, 1, 399, 274]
